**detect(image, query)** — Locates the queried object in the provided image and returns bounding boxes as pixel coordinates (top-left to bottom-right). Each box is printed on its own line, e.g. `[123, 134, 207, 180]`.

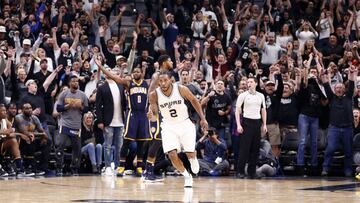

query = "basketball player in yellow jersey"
[148, 71, 208, 188]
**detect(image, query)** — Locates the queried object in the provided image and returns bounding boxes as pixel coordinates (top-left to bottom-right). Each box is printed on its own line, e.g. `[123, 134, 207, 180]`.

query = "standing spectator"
[31, 58, 57, 97]
[321, 34, 343, 67]
[135, 14, 158, 57]
[235, 77, 267, 179]
[95, 66, 125, 176]
[296, 20, 318, 50]
[260, 66, 283, 157]
[278, 77, 301, 140]
[201, 80, 231, 139]
[276, 24, 293, 49]
[321, 65, 357, 177]
[52, 27, 79, 69]
[81, 111, 102, 174]
[196, 128, 229, 176]
[55, 76, 89, 176]
[161, 9, 179, 55]
[296, 56, 327, 176]
[191, 11, 209, 40]
[238, 35, 259, 72]
[315, 9, 334, 50]
[97, 59, 150, 177]
[20, 65, 62, 138]
[259, 32, 283, 76]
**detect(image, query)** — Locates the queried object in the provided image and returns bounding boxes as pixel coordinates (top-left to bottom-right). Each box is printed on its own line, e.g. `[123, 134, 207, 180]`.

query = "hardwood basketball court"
[1, 175, 360, 202]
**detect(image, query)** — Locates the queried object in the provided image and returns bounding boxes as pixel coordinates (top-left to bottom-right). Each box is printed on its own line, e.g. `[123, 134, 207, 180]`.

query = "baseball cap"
[265, 80, 276, 86]
[25, 79, 36, 87]
[0, 26, 6, 33]
[22, 24, 30, 30]
[23, 39, 31, 46]
[116, 55, 126, 61]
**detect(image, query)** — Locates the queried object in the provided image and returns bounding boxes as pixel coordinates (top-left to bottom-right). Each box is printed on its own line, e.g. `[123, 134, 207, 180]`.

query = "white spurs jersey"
[156, 83, 189, 124]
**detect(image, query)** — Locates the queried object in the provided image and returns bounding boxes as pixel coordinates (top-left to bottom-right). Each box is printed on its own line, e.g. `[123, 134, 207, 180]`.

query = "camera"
[208, 130, 215, 137]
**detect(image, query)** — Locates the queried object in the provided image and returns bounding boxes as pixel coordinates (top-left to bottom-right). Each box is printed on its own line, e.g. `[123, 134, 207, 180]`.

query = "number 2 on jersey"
[169, 109, 178, 117]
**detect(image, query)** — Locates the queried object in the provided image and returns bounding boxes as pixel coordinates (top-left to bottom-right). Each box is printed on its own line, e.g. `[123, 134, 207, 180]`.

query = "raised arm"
[268, 6, 274, 25]
[110, 6, 125, 27]
[219, 0, 228, 27]
[52, 27, 60, 51]
[259, 32, 267, 50]
[193, 41, 201, 70]
[43, 65, 63, 92]
[135, 14, 143, 34]
[161, 8, 168, 26]
[70, 27, 80, 51]
[149, 18, 159, 36]
[127, 31, 138, 73]
[347, 65, 357, 97]
[95, 59, 130, 87]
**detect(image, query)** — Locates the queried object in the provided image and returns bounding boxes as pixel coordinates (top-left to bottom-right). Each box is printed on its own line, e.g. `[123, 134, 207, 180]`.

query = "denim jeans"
[297, 114, 319, 166]
[81, 143, 103, 166]
[103, 126, 124, 168]
[216, 127, 226, 140]
[323, 125, 353, 174]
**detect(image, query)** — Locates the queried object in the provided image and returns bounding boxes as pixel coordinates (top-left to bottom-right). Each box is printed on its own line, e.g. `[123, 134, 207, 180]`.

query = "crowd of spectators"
[0, 0, 360, 179]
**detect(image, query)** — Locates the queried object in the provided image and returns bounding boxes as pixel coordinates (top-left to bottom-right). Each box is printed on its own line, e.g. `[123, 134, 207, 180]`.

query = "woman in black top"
[81, 112, 102, 174]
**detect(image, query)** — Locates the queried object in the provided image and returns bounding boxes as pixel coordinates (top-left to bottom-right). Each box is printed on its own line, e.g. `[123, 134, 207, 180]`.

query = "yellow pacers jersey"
[156, 83, 189, 124]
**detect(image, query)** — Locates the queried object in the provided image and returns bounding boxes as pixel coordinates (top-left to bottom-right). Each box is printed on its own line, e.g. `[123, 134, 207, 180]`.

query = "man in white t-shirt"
[95, 67, 125, 176]
[259, 32, 284, 76]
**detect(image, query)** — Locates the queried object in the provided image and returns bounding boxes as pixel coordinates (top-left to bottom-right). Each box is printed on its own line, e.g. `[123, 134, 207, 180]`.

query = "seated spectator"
[354, 108, 360, 135]
[15, 103, 50, 176]
[81, 112, 102, 174]
[355, 152, 360, 180]
[196, 128, 229, 176]
[255, 139, 279, 178]
[0, 103, 26, 177]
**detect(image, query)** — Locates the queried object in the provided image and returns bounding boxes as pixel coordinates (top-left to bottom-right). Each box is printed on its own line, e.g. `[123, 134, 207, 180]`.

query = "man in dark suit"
[96, 66, 126, 176]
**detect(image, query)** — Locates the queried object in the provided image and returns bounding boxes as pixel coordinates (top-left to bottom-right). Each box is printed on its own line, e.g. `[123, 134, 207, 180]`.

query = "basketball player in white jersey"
[148, 71, 208, 188]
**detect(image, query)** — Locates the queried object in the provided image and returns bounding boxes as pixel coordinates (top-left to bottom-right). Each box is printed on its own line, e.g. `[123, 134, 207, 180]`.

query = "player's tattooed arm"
[148, 91, 159, 122]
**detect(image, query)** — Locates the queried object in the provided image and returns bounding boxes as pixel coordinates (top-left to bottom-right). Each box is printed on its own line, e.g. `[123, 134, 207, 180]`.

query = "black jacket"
[95, 81, 126, 127]
[324, 80, 354, 128]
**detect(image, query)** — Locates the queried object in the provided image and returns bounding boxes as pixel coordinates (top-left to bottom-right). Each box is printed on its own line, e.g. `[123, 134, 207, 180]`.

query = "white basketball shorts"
[160, 118, 196, 153]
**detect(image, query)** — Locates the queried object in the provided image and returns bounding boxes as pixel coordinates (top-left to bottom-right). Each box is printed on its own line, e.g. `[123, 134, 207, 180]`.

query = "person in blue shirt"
[196, 127, 229, 176]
